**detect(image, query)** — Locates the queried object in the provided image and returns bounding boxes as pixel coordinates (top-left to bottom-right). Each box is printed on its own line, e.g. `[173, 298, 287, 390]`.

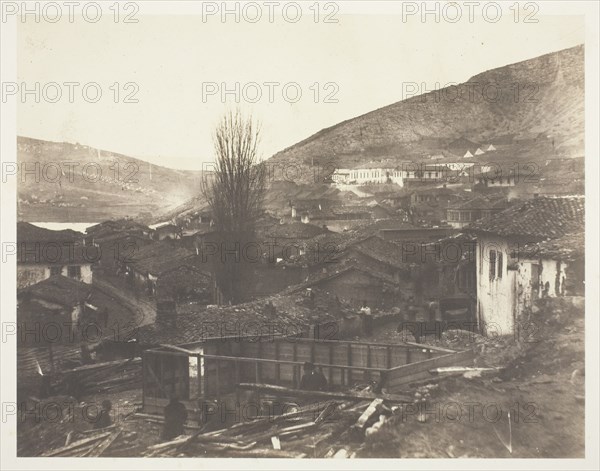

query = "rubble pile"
[142, 396, 404, 458]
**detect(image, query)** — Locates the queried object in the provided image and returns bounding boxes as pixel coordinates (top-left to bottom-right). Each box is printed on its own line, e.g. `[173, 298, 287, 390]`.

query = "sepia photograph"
[0, 1, 598, 469]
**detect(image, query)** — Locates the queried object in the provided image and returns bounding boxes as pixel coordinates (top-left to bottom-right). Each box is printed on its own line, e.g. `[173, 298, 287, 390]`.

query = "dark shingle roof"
[468, 196, 584, 240]
[133, 293, 335, 345]
[18, 275, 92, 307]
[449, 195, 508, 211]
[129, 242, 194, 276]
[259, 222, 329, 240]
[524, 231, 585, 261]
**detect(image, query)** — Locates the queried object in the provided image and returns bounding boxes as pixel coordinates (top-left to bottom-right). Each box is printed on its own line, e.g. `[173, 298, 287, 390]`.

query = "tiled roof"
[287, 264, 398, 293]
[129, 242, 195, 276]
[351, 161, 396, 170]
[18, 275, 92, 307]
[468, 196, 584, 240]
[523, 231, 585, 261]
[348, 235, 407, 269]
[132, 293, 336, 345]
[87, 219, 149, 235]
[258, 222, 329, 240]
[449, 195, 508, 211]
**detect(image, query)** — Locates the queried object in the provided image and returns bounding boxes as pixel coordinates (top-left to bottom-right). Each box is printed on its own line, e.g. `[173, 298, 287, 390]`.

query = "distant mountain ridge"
[267, 45, 584, 181]
[17, 136, 205, 222]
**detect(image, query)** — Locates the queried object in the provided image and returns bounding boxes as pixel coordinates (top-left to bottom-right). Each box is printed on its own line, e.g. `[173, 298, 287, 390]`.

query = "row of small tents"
[463, 144, 496, 158]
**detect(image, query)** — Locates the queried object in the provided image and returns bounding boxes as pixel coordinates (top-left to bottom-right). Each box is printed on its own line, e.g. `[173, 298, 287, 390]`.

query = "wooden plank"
[386, 346, 392, 369]
[354, 398, 383, 430]
[88, 428, 123, 457]
[183, 353, 387, 372]
[292, 343, 298, 387]
[403, 342, 456, 354]
[329, 343, 334, 385]
[347, 343, 352, 385]
[43, 431, 112, 457]
[257, 342, 263, 382]
[365, 345, 372, 381]
[385, 350, 475, 390]
[275, 342, 281, 382]
[160, 344, 196, 355]
[142, 351, 147, 409]
[238, 383, 412, 403]
[197, 354, 203, 398]
[216, 359, 221, 396]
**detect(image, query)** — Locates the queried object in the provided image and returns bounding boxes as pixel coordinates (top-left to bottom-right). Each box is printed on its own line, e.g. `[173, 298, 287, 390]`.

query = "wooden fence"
[141, 337, 466, 413]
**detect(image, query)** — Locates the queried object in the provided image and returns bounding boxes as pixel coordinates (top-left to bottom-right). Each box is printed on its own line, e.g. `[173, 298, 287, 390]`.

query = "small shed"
[142, 336, 473, 415]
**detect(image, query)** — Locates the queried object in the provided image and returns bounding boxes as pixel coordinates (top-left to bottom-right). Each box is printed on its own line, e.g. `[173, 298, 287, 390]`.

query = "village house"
[17, 275, 93, 345]
[152, 222, 182, 241]
[257, 221, 330, 262]
[409, 186, 458, 206]
[525, 231, 585, 297]
[124, 241, 214, 303]
[404, 186, 463, 226]
[402, 164, 447, 185]
[85, 219, 154, 274]
[302, 202, 394, 232]
[346, 162, 404, 186]
[477, 170, 517, 187]
[467, 196, 584, 336]
[379, 225, 457, 244]
[155, 264, 218, 306]
[17, 275, 136, 346]
[331, 168, 351, 184]
[400, 233, 478, 324]
[131, 291, 342, 348]
[292, 264, 402, 310]
[17, 222, 93, 289]
[85, 219, 152, 244]
[446, 195, 508, 228]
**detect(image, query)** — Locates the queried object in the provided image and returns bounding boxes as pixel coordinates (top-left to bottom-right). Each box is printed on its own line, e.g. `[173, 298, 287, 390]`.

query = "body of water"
[29, 222, 97, 233]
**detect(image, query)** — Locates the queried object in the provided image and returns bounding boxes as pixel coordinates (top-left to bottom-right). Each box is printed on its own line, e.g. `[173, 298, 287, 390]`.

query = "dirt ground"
[360, 296, 585, 458]
[17, 296, 585, 458]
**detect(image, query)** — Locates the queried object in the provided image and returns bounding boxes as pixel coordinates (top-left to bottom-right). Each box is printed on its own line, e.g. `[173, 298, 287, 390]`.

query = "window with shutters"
[497, 252, 503, 279]
[489, 250, 496, 281]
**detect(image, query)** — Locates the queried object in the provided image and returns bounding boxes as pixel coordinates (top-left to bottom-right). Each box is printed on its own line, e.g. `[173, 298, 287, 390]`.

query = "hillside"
[17, 137, 205, 222]
[267, 45, 584, 182]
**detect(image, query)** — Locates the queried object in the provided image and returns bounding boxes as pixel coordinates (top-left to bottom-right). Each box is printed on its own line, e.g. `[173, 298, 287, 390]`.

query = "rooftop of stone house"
[285, 264, 399, 294]
[258, 221, 330, 241]
[448, 195, 508, 211]
[132, 292, 338, 345]
[128, 241, 195, 276]
[467, 196, 584, 240]
[86, 219, 150, 236]
[18, 275, 93, 307]
[522, 230, 585, 261]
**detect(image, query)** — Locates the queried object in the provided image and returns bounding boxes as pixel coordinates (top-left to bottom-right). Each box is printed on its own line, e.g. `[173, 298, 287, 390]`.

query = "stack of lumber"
[141, 385, 409, 458]
[41, 427, 123, 457]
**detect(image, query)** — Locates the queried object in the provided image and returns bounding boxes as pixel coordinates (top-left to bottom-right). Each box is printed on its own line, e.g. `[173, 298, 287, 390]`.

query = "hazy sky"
[17, 5, 584, 170]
